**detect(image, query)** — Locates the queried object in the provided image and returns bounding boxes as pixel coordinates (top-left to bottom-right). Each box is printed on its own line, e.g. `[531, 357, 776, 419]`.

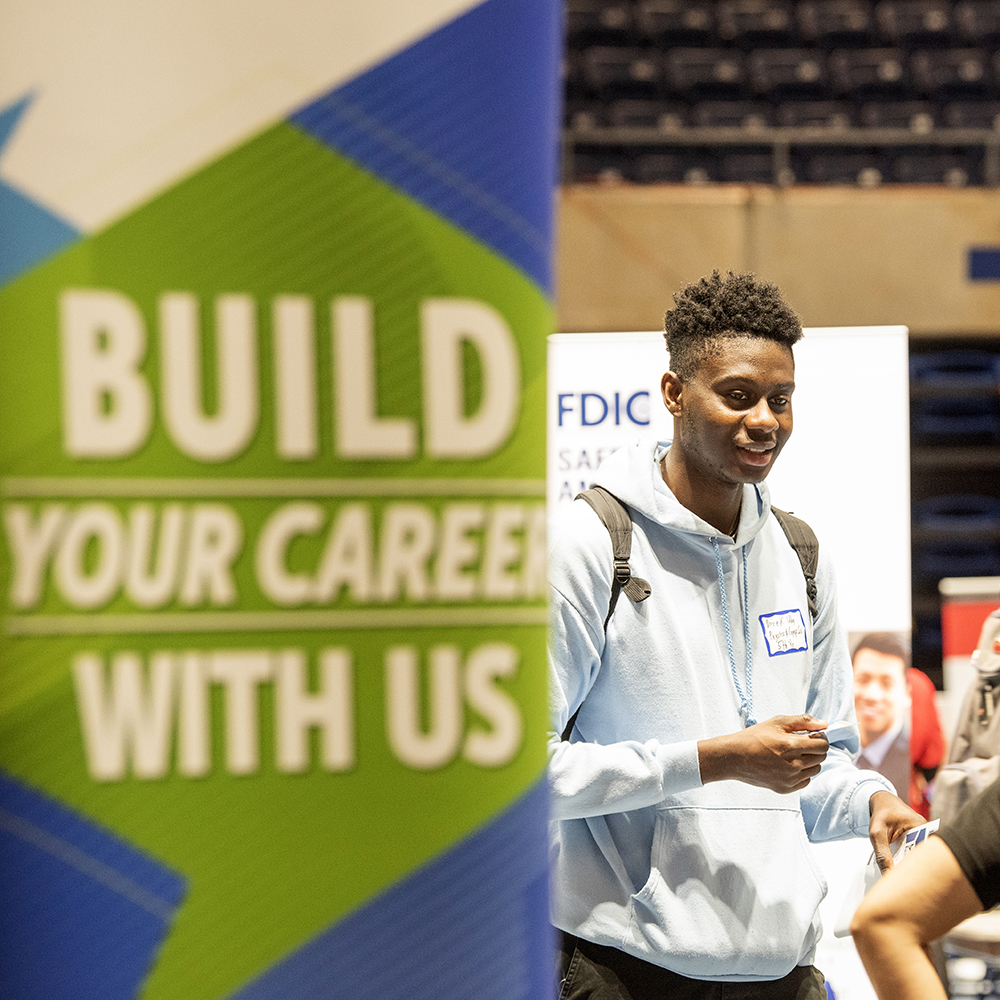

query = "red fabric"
[908, 667, 947, 819]
[942, 600, 1000, 657]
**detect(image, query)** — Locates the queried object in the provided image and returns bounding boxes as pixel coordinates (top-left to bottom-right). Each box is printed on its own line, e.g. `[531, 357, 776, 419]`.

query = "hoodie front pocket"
[624, 804, 827, 980]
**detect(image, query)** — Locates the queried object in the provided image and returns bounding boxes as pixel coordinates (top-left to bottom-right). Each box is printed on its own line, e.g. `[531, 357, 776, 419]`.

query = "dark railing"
[563, 122, 1000, 185]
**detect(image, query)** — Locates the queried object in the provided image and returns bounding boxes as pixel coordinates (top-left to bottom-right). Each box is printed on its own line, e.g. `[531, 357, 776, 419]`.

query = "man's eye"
[729, 391, 747, 402]
[770, 396, 789, 408]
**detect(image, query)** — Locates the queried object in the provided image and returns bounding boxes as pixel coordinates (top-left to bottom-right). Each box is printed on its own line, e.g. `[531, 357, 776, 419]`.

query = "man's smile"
[737, 442, 776, 466]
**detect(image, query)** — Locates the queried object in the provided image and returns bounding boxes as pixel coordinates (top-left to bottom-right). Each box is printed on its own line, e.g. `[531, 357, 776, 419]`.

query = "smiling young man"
[548, 271, 922, 999]
[851, 633, 912, 798]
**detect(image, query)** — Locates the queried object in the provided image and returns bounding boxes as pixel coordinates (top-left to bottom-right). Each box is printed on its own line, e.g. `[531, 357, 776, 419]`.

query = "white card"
[895, 819, 940, 861]
[809, 721, 858, 744]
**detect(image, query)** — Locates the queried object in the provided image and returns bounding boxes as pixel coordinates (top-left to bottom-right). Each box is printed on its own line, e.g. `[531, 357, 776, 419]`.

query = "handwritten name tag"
[759, 609, 808, 656]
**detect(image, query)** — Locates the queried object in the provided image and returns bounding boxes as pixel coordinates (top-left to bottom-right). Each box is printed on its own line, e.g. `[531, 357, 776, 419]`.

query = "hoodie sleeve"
[547, 499, 703, 820]
[798, 547, 896, 841]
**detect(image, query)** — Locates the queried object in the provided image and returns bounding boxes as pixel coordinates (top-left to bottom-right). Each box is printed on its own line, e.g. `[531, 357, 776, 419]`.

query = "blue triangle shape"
[226, 780, 552, 1000]
[0, 93, 33, 153]
[0, 94, 79, 287]
[0, 771, 187, 1000]
[0, 183, 79, 288]
[289, 0, 561, 294]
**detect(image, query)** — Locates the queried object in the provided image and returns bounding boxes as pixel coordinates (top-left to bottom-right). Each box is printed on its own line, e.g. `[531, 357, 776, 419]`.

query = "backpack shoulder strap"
[771, 507, 819, 620]
[576, 485, 652, 631]
[562, 486, 651, 741]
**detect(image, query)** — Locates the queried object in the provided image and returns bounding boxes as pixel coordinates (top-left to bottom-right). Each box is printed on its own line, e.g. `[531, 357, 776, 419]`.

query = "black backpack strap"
[562, 486, 652, 740]
[771, 507, 819, 620]
[577, 485, 652, 629]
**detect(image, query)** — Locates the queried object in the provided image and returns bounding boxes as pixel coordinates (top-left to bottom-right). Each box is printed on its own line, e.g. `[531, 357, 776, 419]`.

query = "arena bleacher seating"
[563, 0, 1000, 184]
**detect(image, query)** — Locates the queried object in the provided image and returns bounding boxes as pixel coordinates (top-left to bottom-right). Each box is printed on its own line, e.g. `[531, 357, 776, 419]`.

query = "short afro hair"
[852, 632, 911, 670]
[664, 271, 803, 380]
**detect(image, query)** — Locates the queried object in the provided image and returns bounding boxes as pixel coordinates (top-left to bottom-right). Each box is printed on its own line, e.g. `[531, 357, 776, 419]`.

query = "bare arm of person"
[698, 714, 830, 793]
[851, 835, 984, 1000]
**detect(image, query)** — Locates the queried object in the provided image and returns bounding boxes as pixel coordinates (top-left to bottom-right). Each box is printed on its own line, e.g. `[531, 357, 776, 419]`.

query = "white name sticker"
[759, 609, 808, 656]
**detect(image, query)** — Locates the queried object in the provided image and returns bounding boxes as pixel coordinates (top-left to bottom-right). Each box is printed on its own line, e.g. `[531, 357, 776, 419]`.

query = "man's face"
[662, 336, 795, 488]
[853, 648, 909, 745]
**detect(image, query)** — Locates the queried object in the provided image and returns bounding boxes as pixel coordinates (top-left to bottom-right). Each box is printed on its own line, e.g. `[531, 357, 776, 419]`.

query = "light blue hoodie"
[548, 435, 893, 982]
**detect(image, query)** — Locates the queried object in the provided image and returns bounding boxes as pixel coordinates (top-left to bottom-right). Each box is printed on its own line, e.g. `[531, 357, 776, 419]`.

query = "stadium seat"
[715, 0, 799, 47]
[566, 0, 635, 45]
[690, 100, 775, 127]
[913, 539, 1000, 579]
[913, 493, 1000, 577]
[910, 350, 1000, 388]
[719, 150, 779, 182]
[634, 0, 716, 46]
[890, 148, 973, 184]
[607, 98, 688, 129]
[914, 494, 1000, 534]
[580, 46, 663, 97]
[747, 48, 831, 97]
[564, 50, 588, 98]
[663, 48, 748, 98]
[912, 395, 1000, 442]
[803, 148, 889, 184]
[912, 613, 944, 657]
[633, 150, 710, 182]
[858, 99, 937, 129]
[829, 47, 910, 98]
[910, 48, 991, 99]
[942, 100, 1000, 128]
[955, 0, 1000, 46]
[874, 0, 953, 47]
[777, 99, 854, 126]
[564, 98, 606, 130]
[569, 147, 635, 182]
[990, 53, 1000, 101]
[797, 0, 877, 48]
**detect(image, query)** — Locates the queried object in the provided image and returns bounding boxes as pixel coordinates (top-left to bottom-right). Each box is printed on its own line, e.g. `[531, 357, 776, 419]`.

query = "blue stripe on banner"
[0, 95, 79, 287]
[0, 771, 186, 1000]
[227, 779, 553, 1000]
[289, 0, 562, 295]
[968, 247, 1000, 281]
[0, 94, 32, 150]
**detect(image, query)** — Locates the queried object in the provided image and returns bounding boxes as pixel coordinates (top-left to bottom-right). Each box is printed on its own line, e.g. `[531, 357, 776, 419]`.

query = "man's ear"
[661, 371, 683, 416]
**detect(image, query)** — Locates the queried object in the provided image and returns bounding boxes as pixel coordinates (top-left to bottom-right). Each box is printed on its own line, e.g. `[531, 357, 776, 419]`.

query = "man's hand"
[698, 715, 831, 793]
[868, 790, 926, 873]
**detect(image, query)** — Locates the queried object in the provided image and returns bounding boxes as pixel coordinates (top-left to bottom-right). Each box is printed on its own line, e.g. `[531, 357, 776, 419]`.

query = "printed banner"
[0, 2, 560, 998]
[546, 332, 671, 520]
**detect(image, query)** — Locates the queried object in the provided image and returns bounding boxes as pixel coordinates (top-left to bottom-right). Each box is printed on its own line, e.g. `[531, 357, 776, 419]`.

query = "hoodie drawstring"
[712, 538, 757, 727]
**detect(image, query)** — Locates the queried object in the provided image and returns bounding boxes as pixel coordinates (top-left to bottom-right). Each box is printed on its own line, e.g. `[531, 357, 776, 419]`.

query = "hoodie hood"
[592, 434, 773, 546]
[971, 609, 1000, 676]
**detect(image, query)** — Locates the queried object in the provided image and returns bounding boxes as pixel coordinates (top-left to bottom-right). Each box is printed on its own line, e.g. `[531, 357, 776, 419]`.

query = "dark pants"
[557, 933, 828, 1000]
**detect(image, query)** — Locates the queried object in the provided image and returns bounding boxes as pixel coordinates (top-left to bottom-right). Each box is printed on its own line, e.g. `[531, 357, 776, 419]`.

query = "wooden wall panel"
[556, 184, 1000, 336]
